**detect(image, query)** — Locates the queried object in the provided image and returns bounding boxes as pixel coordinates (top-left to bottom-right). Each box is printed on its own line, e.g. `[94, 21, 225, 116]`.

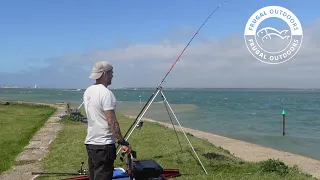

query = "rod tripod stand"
[117, 86, 208, 174]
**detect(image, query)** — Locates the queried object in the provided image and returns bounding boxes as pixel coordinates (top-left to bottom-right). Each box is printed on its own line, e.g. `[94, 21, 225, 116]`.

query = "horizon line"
[2, 86, 320, 90]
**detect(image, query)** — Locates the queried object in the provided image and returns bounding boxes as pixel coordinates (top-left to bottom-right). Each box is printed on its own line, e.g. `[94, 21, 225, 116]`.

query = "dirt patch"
[15, 160, 39, 166]
[202, 152, 228, 160]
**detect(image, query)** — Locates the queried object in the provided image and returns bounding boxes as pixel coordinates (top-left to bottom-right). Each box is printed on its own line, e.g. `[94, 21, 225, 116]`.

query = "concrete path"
[0, 102, 66, 180]
[126, 115, 320, 180]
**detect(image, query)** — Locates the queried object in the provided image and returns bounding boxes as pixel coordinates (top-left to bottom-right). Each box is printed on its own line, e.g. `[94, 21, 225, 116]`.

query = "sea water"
[1, 88, 319, 160]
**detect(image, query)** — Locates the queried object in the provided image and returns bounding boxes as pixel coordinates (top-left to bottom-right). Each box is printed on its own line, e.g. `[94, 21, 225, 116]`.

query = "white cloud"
[2, 19, 320, 89]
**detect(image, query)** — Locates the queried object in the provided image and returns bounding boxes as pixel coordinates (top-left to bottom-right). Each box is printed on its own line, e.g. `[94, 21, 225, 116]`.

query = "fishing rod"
[118, 0, 227, 152]
[31, 162, 88, 176]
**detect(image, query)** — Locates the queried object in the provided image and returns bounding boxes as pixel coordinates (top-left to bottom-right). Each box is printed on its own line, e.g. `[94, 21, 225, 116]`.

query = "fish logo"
[256, 27, 290, 42]
[244, 6, 303, 65]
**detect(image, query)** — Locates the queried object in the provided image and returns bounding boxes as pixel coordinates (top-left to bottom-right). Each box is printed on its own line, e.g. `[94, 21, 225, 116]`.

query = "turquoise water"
[1, 88, 320, 160]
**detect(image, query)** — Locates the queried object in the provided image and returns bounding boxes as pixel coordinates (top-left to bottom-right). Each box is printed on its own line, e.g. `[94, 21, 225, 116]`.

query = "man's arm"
[104, 110, 124, 142]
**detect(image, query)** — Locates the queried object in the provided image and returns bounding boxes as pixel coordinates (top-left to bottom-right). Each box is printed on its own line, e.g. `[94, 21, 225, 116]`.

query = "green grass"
[0, 103, 56, 173]
[37, 108, 316, 180]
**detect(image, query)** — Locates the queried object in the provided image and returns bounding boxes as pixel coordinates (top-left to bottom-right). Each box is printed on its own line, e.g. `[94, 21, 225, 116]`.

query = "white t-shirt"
[83, 84, 116, 145]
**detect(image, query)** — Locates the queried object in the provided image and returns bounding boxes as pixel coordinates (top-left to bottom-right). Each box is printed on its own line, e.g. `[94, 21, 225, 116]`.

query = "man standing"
[83, 61, 130, 180]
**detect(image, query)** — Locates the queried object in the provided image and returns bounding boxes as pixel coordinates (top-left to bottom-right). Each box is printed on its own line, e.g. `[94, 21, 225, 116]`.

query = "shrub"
[260, 159, 289, 175]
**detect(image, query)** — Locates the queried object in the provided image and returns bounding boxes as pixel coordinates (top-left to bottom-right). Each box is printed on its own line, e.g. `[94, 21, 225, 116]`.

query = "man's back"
[83, 84, 116, 145]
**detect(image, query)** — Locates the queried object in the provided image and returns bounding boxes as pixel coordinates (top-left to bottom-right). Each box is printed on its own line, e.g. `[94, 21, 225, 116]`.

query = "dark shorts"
[85, 144, 116, 180]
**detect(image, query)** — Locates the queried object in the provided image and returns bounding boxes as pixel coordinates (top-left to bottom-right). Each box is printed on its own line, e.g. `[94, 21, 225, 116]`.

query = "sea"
[1, 87, 320, 161]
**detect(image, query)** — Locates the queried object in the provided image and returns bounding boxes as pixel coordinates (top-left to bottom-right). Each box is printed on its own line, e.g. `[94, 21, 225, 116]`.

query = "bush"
[62, 113, 84, 122]
[260, 159, 289, 175]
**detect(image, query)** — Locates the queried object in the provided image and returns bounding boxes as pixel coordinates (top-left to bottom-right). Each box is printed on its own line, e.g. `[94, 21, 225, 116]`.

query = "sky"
[1, 0, 320, 89]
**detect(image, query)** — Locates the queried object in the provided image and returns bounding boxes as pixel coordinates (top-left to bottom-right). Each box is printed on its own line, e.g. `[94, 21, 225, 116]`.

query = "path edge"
[0, 101, 67, 180]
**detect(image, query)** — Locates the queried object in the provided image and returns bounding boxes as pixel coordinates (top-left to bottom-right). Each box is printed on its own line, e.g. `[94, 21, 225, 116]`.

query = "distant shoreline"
[1, 87, 320, 91]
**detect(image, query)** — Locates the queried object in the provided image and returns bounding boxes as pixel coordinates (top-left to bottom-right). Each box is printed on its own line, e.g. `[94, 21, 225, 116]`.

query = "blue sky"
[1, 0, 320, 88]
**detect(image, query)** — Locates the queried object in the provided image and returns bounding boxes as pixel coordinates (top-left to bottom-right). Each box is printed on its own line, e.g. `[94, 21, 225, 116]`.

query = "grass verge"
[0, 103, 56, 173]
[37, 109, 316, 180]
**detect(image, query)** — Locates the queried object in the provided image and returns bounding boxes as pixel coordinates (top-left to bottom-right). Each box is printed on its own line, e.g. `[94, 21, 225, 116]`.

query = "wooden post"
[66, 102, 71, 115]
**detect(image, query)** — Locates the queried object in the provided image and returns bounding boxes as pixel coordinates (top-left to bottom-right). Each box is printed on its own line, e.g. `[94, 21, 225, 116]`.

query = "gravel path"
[0, 102, 66, 180]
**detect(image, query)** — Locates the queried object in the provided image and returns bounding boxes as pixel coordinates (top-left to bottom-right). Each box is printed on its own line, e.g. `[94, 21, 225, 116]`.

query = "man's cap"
[89, 61, 113, 79]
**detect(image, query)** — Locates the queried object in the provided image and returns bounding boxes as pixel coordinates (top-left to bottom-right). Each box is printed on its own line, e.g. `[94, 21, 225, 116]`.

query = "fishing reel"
[78, 162, 89, 175]
[136, 121, 144, 129]
[120, 149, 137, 162]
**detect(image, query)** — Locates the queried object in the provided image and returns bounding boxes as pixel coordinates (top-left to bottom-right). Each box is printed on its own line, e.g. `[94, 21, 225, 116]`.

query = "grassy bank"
[0, 103, 56, 173]
[37, 110, 316, 180]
